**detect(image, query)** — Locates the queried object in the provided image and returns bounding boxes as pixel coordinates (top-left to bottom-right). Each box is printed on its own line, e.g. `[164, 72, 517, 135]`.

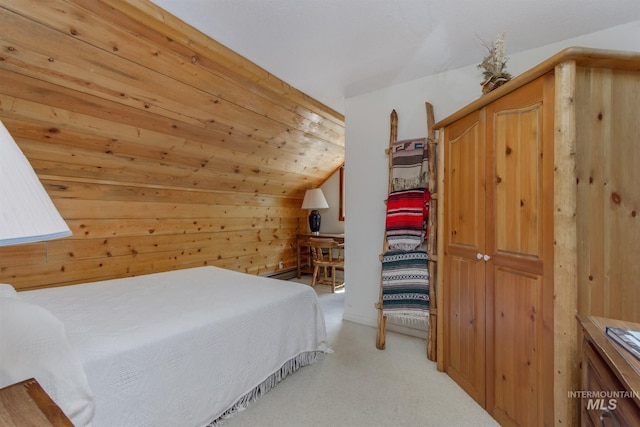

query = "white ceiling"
[151, 0, 640, 114]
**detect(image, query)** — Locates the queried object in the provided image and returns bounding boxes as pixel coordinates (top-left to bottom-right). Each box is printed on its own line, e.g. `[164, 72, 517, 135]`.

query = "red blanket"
[386, 188, 429, 250]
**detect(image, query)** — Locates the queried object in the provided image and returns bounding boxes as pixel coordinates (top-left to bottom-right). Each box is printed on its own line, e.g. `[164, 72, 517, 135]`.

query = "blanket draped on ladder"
[387, 136, 430, 251]
[385, 188, 426, 251]
[390, 138, 428, 191]
[381, 249, 429, 323]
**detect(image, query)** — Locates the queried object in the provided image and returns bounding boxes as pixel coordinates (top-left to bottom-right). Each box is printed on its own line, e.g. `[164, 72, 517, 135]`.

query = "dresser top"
[579, 315, 640, 404]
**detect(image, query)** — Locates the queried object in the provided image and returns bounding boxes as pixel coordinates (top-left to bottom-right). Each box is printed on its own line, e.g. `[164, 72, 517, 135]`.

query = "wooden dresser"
[579, 316, 640, 426]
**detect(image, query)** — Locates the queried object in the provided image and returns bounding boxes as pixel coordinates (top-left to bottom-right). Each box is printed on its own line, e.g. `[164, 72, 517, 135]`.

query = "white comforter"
[20, 266, 329, 427]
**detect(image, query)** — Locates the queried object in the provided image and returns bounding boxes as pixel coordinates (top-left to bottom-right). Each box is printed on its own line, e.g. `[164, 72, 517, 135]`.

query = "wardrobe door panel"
[485, 76, 554, 426]
[491, 267, 543, 427]
[493, 103, 543, 260]
[446, 114, 485, 254]
[443, 110, 486, 405]
[446, 255, 486, 405]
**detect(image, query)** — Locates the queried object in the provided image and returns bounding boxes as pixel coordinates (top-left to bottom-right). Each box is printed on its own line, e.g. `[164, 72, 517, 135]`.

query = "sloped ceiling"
[152, 0, 640, 114]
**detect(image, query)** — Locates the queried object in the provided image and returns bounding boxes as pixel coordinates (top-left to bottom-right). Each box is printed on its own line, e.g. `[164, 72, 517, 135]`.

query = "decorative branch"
[478, 32, 512, 94]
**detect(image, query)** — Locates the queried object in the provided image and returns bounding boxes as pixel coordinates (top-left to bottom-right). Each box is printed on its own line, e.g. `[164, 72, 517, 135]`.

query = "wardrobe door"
[443, 110, 487, 406]
[485, 76, 555, 426]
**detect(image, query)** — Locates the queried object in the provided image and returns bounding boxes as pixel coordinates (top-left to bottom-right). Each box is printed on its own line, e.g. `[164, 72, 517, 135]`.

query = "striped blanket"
[386, 188, 426, 250]
[391, 138, 428, 191]
[381, 250, 429, 323]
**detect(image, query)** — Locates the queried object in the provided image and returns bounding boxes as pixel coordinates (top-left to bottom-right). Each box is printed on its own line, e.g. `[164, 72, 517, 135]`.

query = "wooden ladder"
[375, 103, 438, 361]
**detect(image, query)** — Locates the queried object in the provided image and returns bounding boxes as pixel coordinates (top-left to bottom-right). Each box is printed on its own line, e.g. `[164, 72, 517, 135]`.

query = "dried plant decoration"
[478, 32, 512, 94]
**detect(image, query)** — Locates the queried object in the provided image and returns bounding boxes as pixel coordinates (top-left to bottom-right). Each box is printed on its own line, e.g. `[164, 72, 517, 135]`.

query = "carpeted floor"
[221, 275, 499, 427]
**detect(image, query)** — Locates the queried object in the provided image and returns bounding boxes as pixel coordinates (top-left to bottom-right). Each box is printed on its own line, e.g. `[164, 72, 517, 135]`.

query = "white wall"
[342, 21, 640, 329]
[319, 167, 345, 234]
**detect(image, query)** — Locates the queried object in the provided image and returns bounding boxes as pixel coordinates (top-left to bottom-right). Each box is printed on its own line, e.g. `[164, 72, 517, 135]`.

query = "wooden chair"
[309, 237, 345, 293]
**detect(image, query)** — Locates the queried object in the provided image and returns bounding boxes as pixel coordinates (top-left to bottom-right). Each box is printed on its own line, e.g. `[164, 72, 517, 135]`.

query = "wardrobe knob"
[483, 254, 491, 261]
[477, 253, 483, 260]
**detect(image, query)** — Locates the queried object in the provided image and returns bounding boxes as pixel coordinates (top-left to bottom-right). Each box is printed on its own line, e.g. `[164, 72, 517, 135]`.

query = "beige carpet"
[221, 275, 499, 427]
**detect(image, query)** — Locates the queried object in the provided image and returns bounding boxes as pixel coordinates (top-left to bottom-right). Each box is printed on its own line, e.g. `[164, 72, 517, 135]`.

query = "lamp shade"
[0, 121, 71, 246]
[301, 188, 329, 210]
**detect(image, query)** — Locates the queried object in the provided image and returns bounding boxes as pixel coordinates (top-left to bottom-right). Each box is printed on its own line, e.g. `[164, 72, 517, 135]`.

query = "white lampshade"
[0, 121, 71, 246]
[301, 188, 329, 210]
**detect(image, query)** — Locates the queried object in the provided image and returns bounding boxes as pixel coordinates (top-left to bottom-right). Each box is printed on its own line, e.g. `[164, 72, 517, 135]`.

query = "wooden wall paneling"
[18, 0, 345, 160]
[0, 245, 47, 267]
[61, 216, 282, 239]
[94, 0, 344, 129]
[0, 85, 337, 189]
[0, 0, 344, 289]
[0, 73, 340, 181]
[0, 2, 344, 146]
[23, 140, 307, 196]
[45, 228, 298, 263]
[608, 72, 640, 321]
[575, 67, 608, 319]
[575, 68, 640, 322]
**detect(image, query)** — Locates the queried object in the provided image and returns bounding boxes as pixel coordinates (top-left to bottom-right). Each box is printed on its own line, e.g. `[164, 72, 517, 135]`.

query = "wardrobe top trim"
[433, 46, 640, 129]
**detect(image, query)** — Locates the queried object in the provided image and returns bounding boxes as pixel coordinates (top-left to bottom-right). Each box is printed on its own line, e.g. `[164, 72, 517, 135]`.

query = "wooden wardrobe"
[434, 47, 640, 426]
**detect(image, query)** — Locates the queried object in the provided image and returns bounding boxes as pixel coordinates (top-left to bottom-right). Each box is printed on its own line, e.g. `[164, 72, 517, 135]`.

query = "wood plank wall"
[0, 0, 345, 290]
[575, 67, 640, 321]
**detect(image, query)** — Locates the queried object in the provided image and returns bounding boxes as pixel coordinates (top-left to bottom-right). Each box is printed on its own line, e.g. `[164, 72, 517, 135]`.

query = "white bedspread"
[21, 266, 328, 427]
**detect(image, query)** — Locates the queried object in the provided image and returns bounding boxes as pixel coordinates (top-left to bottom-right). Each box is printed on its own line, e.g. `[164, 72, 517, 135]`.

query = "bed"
[0, 266, 329, 426]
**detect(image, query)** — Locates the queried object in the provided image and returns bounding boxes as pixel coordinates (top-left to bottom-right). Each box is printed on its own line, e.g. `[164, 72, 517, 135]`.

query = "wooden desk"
[0, 378, 73, 426]
[297, 233, 344, 278]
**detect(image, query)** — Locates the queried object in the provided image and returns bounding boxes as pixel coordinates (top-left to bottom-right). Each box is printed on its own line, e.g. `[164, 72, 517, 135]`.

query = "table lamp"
[301, 188, 329, 235]
[0, 120, 71, 247]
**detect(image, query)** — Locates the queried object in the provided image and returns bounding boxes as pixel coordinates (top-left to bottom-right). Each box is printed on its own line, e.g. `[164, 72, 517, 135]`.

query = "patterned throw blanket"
[386, 188, 426, 250]
[391, 138, 428, 191]
[381, 250, 429, 323]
